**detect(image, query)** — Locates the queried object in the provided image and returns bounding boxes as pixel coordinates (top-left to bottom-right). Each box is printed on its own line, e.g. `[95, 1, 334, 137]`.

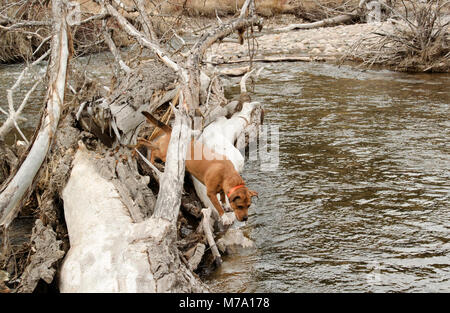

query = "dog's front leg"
[207, 190, 224, 216]
[220, 191, 232, 212]
[207, 191, 233, 225]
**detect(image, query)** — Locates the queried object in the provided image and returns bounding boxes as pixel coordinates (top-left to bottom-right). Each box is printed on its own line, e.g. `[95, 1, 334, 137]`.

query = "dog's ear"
[137, 138, 158, 150]
[229, 193, 241, 203]
[142, 111, 172, 133]
[248, 190, 258, 198]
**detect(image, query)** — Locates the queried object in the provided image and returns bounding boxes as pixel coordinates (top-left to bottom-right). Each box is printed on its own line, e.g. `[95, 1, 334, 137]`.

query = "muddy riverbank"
[208, 20, 394, 63]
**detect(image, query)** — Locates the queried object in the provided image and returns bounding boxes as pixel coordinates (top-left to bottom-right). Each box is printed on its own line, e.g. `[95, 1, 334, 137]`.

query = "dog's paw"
[220, 213, 235, 226]
[224, 204, 233, 212]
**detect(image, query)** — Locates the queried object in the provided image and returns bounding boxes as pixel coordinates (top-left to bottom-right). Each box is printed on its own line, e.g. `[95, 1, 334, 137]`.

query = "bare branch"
[70, 12, 110, 27]
[102, 19, 131, 75]
[133, 0, 157, 41]
[276, 13, 355, 32]
[0, 50, 50, 141]
[102, 0, 188, 81]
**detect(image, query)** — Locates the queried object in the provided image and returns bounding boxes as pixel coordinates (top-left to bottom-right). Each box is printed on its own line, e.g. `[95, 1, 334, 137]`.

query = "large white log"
[60, 145, 155, 292]
[59, 144, 205, 292]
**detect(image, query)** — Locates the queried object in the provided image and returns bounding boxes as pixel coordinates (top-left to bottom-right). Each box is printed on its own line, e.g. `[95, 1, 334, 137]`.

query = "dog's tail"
[142, 111, 172, 133]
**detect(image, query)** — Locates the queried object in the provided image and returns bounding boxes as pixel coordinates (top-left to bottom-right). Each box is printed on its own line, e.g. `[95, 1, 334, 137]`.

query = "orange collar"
[227, 184, 245, 198]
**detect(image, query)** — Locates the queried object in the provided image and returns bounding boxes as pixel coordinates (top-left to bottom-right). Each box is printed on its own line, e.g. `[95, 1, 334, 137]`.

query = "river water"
[208, 62, 450, 292]
[1, 59, 449, 292]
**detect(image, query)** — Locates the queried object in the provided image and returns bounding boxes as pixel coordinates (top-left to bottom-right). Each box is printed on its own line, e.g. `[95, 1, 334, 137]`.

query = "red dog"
[138, 111, 257, 222]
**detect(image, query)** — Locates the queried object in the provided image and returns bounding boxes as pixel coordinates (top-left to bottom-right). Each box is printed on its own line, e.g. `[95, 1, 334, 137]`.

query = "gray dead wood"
[152, 108, 191, 226]
[60, 144, 208, 292]
[187, 243, 206, 271]
[276, 13, 355, 32]
[18, 220, 65, 292]
[106, 62, 178, 145]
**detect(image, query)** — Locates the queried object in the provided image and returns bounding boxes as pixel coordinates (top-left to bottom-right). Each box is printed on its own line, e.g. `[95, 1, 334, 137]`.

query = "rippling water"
[207, 63, 450, 292]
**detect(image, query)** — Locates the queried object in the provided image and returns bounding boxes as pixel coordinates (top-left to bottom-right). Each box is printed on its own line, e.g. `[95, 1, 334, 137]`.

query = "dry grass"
[157, 0, 293, 17]
[291, 0, 360, 21]
[0, 0, 133, 63]
[0, 0, 51, 63]
[350, 0, 449, 72]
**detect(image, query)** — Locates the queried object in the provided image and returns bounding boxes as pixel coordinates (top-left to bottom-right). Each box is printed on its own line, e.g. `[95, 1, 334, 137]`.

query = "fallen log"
[60, 142, 206, 292]
[276, 13, 355, 32]
[210, 55, 335, 65]
[219, 66, 250, 76]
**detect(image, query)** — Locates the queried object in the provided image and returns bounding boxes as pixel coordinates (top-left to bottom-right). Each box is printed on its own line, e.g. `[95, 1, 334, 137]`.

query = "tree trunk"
[60, 143, 206, 292]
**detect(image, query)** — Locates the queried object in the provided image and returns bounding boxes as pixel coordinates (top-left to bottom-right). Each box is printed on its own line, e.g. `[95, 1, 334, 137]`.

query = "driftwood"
[60, 143, 206, 292]
[219, 66, 250, 76]
[202, 208, 222, 266]
[106, 62, 177, 145]
[211, 55, 335, 65]
[187, 243, 206, 271]
[102, 19, 131, 76]
[276, 13, 355, 32]
[152, 107, 191, 225]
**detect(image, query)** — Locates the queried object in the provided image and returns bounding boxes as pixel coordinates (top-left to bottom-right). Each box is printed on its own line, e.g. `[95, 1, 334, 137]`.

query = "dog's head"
[228, 187, 258, 222]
